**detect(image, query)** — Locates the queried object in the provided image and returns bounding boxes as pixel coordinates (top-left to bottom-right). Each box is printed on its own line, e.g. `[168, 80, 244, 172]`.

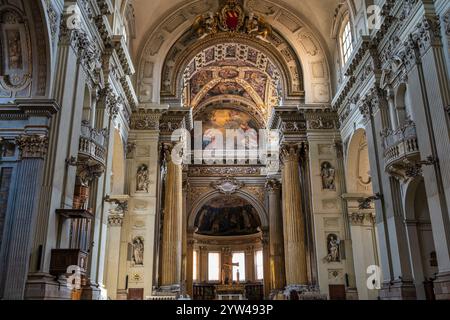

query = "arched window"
[340, 19, 353, 66]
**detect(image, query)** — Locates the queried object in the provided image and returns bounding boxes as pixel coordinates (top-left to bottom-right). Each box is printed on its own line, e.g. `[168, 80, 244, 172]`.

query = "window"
[193, 250, 198, 281]
[255, 250, 264, 280]
[232, 252, 246, 282]
[208, 252, 220, 281]
[340, 20, 353, 66]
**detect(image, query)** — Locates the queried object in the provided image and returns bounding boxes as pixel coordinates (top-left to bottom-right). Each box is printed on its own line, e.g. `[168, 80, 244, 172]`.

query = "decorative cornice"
[130, 108, 164, 130]
[210, 177, 244, 195]
[0, 99, 60, 119]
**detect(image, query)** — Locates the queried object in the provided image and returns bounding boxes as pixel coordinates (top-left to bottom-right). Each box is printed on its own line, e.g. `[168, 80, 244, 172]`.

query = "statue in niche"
[325, 234, 340, 262]
[7, 30, 22, 69]
[136, 164, 150, 192]
[132, 236, 144, 265]
[321, 161, 336, 190]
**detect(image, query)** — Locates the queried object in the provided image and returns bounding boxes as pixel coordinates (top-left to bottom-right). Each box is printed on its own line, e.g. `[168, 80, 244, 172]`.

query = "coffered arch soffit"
[137, 0, 332, 106]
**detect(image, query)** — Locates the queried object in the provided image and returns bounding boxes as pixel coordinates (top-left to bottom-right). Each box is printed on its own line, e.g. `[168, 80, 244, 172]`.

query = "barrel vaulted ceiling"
[130, 0, 357, 61]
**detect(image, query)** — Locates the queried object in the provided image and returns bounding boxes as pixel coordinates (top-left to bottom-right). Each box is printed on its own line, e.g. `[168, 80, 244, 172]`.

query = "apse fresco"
[195, 197, 260, 236]
[198, 108, 259, 149]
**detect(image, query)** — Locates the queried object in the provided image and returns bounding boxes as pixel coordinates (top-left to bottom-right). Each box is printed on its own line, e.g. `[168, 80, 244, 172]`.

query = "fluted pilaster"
[265, 179, 286, 290]
[3, 135, 48, 299]
[160, 144, 183, 289]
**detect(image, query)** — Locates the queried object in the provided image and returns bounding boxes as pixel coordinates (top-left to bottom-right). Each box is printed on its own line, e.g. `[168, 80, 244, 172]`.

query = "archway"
[188, 194, 267, 300]
[403, 178, 437, 300]
[344, 128, 379, 300]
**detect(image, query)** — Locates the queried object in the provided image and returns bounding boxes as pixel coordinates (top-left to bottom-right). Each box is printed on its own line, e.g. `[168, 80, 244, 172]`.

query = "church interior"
[0, 0, 450, 301]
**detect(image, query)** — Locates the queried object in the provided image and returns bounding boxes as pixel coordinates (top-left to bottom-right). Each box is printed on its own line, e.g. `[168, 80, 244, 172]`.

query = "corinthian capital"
[416, 16, 442, 55]
[280, 144, 300, 164]
[265, 179, 281, 192]
[16, 134, 48, 159]
[108, 214, 124, 227]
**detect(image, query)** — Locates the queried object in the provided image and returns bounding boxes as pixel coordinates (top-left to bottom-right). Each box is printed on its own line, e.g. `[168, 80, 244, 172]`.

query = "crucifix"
[222, 262, 240, 285]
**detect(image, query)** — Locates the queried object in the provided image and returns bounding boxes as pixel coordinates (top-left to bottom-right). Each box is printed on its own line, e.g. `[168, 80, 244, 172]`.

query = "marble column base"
[116, 289, 128, 300]
[345, 287, 359, 300]
[379, 280, 417, 300]
[433, 271, 450, 300]
[154, 284, 181, 296]
[283, 285, 327, 300]
[80, 280, 101, 300]
[24, 273, 72, 300]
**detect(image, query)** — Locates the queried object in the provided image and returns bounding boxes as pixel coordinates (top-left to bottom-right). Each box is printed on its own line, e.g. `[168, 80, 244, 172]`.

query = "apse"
[194, 196, 261, 236]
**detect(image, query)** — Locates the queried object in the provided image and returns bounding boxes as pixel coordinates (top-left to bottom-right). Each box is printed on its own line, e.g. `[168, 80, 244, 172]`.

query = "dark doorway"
[329, 285, 346, 300]
[128, 288, 144, 300]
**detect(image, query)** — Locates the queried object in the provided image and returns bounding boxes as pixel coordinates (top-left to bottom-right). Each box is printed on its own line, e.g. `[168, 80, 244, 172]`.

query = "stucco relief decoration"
[0, 9, 32, 96]
[136, 164, 150, 192]
[189, 166, 260, 176]
[192, 0, 272, 42]
[132, 236, 144, 266]
[320, 161, 336, 191]
[308, 117, 335, 130]
[211, 176, 244, 194]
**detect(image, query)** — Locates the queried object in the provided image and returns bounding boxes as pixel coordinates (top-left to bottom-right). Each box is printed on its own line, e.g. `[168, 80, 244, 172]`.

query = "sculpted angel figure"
[246, 13, 271, 42]
[192, 12, 218, 39]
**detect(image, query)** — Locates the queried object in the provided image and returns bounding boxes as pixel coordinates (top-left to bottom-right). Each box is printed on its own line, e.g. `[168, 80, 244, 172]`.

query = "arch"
[0, 0, 51, 101]
[346, 128, 372, 194]
[188, 189, 268, 230]
[194, 98, 266, 129]
[136, 0, 331, 105]
[161, 32, 301, 106]
[403, 177, 426, 221]
[394, 83, 411, 126]
[110, 129, 126, 195]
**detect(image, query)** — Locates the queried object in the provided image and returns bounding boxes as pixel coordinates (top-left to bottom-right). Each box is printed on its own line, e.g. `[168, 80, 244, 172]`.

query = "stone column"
[262, 233, 271, 298]
[265, 179, 286, 291]
[245, 246, 255, 282]
[335, 142, 358, 299]
[406, 16, 450, 300]
[3, 134, 48, 299]
[160, 144, 183, 291]
[104, 197, 127, 300]
[199, 246, 208, 282]
[185, 235, 195, 297]
[280, 144, 308, 291]
[360, 89, 416, 300]
[180, 178, 188, 295]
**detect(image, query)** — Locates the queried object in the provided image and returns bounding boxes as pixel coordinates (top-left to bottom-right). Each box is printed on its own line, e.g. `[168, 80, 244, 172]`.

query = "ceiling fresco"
[194, 196, 261, 236]
[183, 42, 283, 113]
[195, 108, 259, 149]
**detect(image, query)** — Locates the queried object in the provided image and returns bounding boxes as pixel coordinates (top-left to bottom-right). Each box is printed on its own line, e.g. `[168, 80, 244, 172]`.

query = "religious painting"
[202, 82, 251, 103]
[225, 45, 236, 58]
[244, 70, 267, 100]
[6, 29, 22, 69]
[205, 47, 215, 63]
[219, 68, 239, 79]
[197, 108, 259, 149]
[190, 70, 213, 95]
[194, 196, 260, 236]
